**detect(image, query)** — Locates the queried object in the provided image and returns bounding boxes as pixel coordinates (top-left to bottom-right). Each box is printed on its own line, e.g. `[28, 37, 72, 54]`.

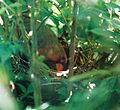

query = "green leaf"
[38, 55, 45, 62]
[105, 2, 120, 9]
[26, 83, 33, 94]
[0, 26, 4, 35]
[16, 83, 26, 93]
[0, 2, 20, 14]
[68, 77, 118, 110]
[90, 28, 113, 37]
[0, 43, 12, 63]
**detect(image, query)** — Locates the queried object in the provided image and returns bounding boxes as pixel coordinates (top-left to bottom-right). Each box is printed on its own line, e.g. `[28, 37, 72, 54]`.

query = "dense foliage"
[0, 0, 120, 110]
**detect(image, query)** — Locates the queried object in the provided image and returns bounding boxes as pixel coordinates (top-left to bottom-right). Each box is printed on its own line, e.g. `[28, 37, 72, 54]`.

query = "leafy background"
[0, 0, 120, 110]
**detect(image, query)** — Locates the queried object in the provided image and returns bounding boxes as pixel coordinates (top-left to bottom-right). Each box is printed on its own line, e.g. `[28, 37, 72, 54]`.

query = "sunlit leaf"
[90, 28, 114, 37]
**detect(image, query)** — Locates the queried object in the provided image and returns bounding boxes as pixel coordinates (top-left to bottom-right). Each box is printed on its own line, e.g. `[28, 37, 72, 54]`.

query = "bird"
[22, 13, 67, 71]
[36, 24, 67, 71]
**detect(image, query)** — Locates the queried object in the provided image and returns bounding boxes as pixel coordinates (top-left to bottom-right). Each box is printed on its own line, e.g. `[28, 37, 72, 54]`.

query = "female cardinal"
[36, 24, 67, 71]
[23, 15, 67, 71]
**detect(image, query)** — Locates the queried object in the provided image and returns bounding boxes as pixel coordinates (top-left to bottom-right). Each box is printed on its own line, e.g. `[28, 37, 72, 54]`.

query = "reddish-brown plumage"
[23, 15, 67, 70]
[37, 24, 67, 71]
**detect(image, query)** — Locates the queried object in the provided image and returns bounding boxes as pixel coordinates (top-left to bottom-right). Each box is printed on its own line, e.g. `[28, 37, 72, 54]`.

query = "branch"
[68, 0, 78, 77]
[69, 64, 120, 82]
[31, 0, 42, 108]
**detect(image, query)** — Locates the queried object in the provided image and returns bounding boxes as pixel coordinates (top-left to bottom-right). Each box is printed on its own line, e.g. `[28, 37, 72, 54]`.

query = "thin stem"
[31, 0, 42, 108]
[3, 14, 9, 40]
[1, 1, 15, 13]
[68, 0, 78, 77]
[69, 64, 120, 82]
[17, 0, 31, 56]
